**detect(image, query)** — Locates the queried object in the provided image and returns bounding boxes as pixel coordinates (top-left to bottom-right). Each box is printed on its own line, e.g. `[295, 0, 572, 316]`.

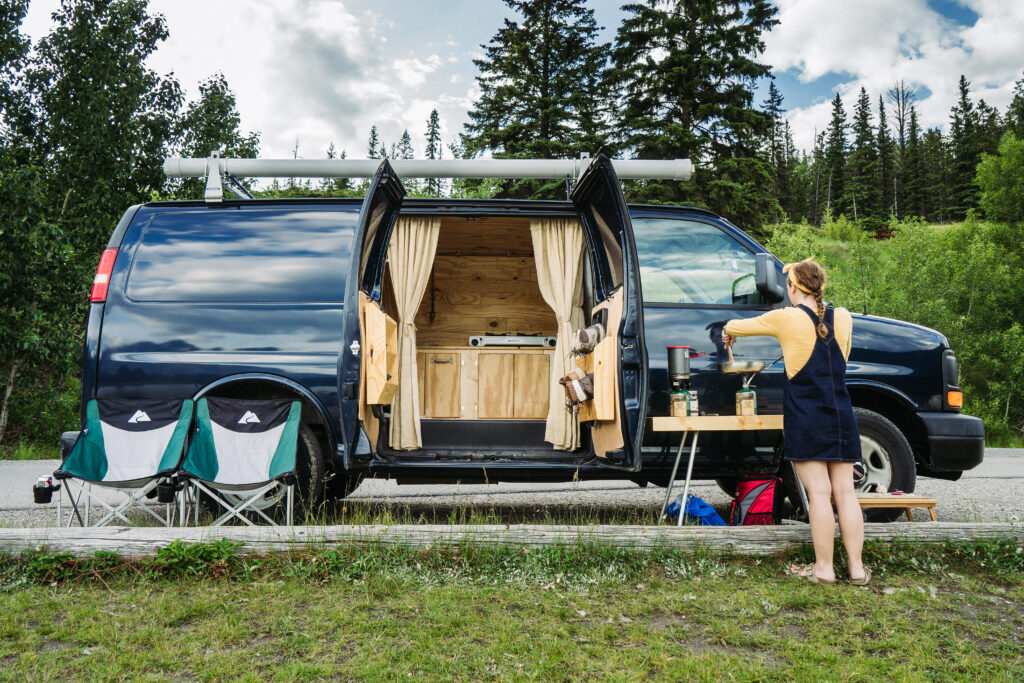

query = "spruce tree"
[424, 109, 443, 196]
[876, 95, 895, 218]
[1007, 73, 1024, 137]
[824, 93, 849, 216]
[464, 0, 611, 198]
[948, 75, 979, 217]
[920, 127, 952, 222]
[847, 87, 879, 220]
[903, 106, 924, 218]
[319, 142, 352, 196]
[610, 0, 779, 229]
[367, 125, 380, 159]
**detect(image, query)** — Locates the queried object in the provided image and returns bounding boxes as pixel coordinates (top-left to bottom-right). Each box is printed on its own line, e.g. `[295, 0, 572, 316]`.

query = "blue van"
[69, 155, 984, 520]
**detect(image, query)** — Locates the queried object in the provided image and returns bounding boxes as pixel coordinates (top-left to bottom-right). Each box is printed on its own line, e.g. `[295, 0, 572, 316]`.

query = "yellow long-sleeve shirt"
[724, 306, 852, 379]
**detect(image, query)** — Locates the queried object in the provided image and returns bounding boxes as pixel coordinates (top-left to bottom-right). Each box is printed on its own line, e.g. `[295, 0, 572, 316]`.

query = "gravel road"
[3, 450, 1020, 528]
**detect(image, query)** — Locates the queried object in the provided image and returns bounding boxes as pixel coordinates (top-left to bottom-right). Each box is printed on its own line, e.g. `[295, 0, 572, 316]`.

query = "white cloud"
[766, 0, 1024, 150]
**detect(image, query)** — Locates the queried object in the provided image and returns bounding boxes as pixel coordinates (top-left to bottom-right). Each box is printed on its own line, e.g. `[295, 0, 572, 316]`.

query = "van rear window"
[126, 210, 355, 302]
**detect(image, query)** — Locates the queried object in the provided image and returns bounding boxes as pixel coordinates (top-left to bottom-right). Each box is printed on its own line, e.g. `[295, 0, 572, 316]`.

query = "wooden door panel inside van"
[364, 297, 398, 406]
[589, 287, 625, 456]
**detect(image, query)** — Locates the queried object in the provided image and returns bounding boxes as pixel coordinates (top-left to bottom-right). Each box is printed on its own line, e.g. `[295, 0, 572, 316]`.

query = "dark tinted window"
[633, 217, 768, 306]
[126, 210, 355, 302]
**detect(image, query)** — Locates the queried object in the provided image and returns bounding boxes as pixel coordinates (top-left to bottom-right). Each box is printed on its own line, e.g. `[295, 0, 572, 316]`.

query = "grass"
[0, 540, 1021, 680]
[0, 441, 59, 461]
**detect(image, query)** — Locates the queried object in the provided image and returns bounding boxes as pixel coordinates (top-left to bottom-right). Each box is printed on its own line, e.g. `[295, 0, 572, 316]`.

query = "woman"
[722, 258, 869, 586]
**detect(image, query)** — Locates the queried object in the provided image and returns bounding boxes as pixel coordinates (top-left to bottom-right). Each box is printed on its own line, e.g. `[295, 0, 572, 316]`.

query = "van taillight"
[90, 249, 117, 303]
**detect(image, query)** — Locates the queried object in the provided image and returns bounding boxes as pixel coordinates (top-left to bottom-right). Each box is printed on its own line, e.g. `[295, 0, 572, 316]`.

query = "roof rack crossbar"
[170, 155, 694, 203]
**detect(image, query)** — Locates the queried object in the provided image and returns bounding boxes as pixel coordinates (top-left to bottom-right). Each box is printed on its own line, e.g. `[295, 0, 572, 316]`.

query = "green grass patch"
[0, 440, 58, 461]
[1, 539, 1021, 680]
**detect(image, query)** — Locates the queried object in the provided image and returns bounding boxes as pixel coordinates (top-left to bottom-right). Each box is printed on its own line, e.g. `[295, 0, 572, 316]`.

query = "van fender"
[192, 373, 337, 451]
[845, 379, 919, 412]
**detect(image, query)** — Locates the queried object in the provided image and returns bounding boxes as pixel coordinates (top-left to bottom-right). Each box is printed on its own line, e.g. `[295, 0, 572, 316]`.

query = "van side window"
[632, 217, 767, 306]
[126, 210, 355, 303]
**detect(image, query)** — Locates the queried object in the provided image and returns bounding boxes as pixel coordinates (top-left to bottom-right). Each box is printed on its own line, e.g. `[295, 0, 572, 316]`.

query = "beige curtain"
[388, 216, 441, 450]
[531, 218, 585, 451]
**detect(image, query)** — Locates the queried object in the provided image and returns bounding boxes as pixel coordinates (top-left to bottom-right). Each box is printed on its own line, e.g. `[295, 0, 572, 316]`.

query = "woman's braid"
[793, 260, 829, 339]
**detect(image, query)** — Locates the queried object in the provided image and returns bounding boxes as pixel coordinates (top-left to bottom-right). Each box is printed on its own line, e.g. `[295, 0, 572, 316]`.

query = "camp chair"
[179, 397, 300, 526]
[54, 398, 194, 527]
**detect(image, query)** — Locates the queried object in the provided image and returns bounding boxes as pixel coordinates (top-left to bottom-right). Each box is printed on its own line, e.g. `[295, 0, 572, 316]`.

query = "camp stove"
[468, 335, 557, 348]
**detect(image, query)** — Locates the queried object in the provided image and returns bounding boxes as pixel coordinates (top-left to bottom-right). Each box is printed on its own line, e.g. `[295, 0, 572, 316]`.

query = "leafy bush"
[767, 218, 1024, 444]
[977, 132, 1024, 223]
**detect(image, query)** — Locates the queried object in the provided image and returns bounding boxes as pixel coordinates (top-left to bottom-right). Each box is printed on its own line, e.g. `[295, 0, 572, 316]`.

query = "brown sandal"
[849, 567, 872, 586]
[788, 563, 836, 585]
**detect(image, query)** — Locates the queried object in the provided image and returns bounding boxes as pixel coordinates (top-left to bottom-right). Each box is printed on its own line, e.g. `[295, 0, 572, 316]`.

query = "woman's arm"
[723, 309, 786, 346]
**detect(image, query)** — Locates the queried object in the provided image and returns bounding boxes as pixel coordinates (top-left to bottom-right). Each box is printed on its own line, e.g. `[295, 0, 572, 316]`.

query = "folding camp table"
[651, 415, 785, 525]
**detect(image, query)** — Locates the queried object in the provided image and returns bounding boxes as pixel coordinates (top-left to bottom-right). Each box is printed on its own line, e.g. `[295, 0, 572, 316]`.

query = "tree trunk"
[0, 359, 22, 446]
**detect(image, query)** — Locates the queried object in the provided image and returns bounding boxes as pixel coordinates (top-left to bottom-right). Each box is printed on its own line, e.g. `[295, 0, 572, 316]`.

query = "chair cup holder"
[33, 484, 58, 504]
[156, 482, 179, 504]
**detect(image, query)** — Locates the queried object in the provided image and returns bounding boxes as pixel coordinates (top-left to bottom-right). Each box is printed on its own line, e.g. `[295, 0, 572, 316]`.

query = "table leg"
[928, 507, 937, 522]
[676, 431, 700, 527]
[658, 432, 689, 524]
[906, 508, 915, 522]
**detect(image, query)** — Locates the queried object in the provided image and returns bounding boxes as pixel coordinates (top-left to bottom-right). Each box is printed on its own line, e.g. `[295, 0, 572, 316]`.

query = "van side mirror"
[755, 253, 786, 303]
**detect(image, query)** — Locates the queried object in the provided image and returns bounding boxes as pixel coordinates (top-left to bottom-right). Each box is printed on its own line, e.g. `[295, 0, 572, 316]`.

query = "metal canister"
[688, 390, 699, 416]
[736, 388, 757, 416]
[670, 391, 690, 417]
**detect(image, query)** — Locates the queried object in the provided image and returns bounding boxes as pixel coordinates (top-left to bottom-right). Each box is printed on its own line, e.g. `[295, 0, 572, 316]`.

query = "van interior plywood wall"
[414, 217, 557, 347]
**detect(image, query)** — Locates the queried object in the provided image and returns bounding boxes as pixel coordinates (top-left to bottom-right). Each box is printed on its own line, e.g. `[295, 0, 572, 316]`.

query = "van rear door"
[571, 153, 649, 472]
[338, 160, 406, 467]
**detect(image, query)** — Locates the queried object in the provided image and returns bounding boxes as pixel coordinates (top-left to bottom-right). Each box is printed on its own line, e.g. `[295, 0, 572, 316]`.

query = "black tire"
[326, 471, 365, 500]
[715, 478, 739, 497]
[853, 407, 916, 522]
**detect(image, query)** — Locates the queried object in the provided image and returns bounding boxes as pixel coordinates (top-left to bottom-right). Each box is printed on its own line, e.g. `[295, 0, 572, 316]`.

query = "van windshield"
[126, 209, 356, 303]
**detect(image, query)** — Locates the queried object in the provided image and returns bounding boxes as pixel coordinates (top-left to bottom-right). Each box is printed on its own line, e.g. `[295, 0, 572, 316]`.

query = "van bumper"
[917, 412, 985, 472]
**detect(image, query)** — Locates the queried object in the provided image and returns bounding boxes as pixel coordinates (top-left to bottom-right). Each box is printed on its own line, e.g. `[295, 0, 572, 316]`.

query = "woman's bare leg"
[829, 461, 865, 580]
[792, 460, 835, 581]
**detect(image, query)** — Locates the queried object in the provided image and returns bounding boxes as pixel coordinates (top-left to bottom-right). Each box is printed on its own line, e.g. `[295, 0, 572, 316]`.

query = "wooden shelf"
[649, 415, 784, 432]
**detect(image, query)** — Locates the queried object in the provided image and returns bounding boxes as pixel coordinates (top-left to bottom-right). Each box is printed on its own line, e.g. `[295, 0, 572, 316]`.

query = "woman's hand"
[722, 332, 735, 349]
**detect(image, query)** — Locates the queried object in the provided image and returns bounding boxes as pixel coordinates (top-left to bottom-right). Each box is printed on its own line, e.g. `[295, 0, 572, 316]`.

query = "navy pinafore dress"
[783, 305, 861, 463]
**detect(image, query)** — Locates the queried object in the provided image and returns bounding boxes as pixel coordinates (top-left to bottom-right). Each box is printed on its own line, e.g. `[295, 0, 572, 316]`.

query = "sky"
[20, 0, 1024, 161]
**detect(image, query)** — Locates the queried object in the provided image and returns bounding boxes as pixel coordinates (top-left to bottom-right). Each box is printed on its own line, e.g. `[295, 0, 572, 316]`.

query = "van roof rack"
[163, 153, 694, 203]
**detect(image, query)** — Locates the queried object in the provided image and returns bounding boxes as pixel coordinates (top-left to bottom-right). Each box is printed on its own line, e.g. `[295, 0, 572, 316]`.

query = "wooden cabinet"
[422, 352, 460, 418]
[513, 353, 550, 418]
[416, 347, 550, 420]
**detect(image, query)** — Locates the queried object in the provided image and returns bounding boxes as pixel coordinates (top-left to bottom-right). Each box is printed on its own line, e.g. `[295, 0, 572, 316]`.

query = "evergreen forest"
[1, 0, 1022, 451]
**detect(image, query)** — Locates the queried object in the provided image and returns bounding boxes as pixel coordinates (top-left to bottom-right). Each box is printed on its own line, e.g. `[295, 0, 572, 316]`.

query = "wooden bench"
[855, 493, 938, 521]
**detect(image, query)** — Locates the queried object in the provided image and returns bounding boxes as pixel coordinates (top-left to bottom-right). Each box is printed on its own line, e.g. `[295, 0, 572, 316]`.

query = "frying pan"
[717, 345, 767, 375]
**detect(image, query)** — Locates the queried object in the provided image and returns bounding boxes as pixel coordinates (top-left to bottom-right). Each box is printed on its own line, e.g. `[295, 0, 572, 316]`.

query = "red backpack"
[730, 477, 783, 525]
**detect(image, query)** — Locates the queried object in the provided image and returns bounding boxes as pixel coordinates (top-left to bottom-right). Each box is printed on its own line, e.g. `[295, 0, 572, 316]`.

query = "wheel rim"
[855, 434, 893, 492]
[221, 485, 285, 512]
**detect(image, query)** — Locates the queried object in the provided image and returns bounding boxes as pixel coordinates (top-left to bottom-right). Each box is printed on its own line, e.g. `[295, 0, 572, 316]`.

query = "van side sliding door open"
[571, 153, 649, 472]
[337, 160, 406, 468]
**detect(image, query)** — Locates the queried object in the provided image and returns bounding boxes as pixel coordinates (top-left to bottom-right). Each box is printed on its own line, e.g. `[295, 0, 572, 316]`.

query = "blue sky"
[22, 0, 1024, 159]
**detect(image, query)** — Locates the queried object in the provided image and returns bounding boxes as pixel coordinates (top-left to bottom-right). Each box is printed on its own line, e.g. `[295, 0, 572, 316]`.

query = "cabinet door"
[478, 353, 515, 419]
[513, 353, 550, 418]
[424, 352, 461, 418]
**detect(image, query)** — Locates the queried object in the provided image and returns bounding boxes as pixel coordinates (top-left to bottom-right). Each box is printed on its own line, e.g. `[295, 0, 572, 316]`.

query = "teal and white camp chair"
[179, 397, 300, 526]
[55, 398, 193, 527]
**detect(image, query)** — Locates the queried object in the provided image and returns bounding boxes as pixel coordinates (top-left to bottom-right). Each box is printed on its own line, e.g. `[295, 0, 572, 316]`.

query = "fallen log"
[0, 522, 1020, 558]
